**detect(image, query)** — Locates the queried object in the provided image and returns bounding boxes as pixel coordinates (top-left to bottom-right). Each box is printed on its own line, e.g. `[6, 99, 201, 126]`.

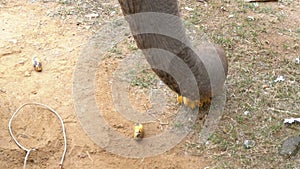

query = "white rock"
[274, 76, 285, 83]
[8, 39, 17, 44]
[84, 13, 99, 18]
[244, 140, 256, 149]
[110, 11, 116, 16]
[247, 16, 255, 21]
[295, 58, 300, 64]
[244, 111, 250, 116]
[24, 71, 31, 77]
[184, 7, 194, 11]
[284, 118, 300, 124]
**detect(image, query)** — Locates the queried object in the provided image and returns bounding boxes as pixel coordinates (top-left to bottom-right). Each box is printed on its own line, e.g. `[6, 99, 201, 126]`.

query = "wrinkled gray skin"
[118, 0, 228, 101]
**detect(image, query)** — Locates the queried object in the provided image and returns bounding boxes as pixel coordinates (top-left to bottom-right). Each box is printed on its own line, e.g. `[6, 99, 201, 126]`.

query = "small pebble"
[244, 140, 256, 149]
[296, 58, 300, 64]
[228, 14, 234, 18]
[184, 7, 194, 11]
[247, 16, 255, 21]
[8, 39, 17, 44]
[24, 71, 31, 77]
[274, 76, 285, 83]
[113, 124, 124, 129]
[262, 84, 269, 89]
[19, 60, 25, 65]
[110, 11, 116, 16]
[78, 153, 87, 158]
[244, 111, 250, 116]
[280, 136, 300, 156]
[84, 13, 99, 18]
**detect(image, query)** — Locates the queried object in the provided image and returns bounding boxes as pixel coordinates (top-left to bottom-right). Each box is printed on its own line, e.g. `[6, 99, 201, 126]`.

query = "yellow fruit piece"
[189, 101, 196, 109]
[183, 97, 189, 106]
[134, 123, 144, 140]
[177, 95, 183, 104]
[179, 96, 212, 109]
[32, 57, 42, 72]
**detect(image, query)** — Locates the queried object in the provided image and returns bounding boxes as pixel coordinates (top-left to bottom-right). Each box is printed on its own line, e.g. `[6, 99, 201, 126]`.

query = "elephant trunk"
[118, 0, 228, 100]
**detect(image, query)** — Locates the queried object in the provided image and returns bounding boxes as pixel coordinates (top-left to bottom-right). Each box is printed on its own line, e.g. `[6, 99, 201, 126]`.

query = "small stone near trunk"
[280, 136, 300, 156]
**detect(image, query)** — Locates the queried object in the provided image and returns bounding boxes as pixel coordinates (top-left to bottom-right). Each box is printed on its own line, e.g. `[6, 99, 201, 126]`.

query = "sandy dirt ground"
[0, 1, 208, 168]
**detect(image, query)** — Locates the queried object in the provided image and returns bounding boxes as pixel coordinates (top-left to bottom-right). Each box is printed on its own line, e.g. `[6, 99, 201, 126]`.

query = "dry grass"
[177, 0, 299, 168]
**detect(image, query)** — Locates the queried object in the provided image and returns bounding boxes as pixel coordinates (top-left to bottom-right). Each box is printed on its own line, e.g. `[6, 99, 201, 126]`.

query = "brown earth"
[0, 1, 208, 168]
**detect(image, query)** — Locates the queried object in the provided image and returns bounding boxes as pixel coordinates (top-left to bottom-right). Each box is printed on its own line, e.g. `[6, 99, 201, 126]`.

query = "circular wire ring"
[8, 102, 67, 169]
